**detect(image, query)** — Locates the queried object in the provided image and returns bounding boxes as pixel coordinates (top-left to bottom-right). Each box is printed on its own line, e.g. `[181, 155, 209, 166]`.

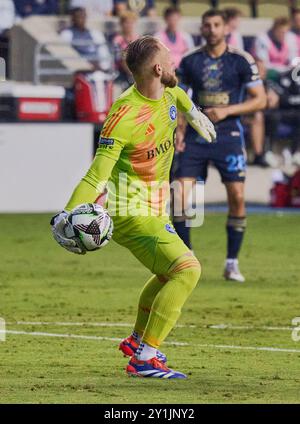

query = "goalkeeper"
[51, 36, 215, 379]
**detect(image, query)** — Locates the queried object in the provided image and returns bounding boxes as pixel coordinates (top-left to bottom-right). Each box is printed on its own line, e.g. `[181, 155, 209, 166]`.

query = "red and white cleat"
[119, 335, 167, 363]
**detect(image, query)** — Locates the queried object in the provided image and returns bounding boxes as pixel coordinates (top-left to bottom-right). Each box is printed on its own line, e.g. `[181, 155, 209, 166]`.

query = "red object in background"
[18, 98, 61, 121]
[0, 82, 65, 122]
[74, 72, 113, 124]
[290, 170, 300, 207]
[270, 182, 291, 207]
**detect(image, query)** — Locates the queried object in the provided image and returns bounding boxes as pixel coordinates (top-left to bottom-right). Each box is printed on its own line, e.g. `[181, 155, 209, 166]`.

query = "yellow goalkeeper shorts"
[112, 216, 191, 275]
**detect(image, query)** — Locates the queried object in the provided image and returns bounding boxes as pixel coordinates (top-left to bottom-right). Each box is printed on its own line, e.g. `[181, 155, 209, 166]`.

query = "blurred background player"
[51, 36, 215, 379]
[224, 7, 244, 50]
[254, 16, 296, 76]
[60, 7, 112, 72]
[290, 8, 300, 56]
[173, 9, 266, 283]
[14, 0, 59, 17]
[112, 11, 139, 92]
[155, 6, 194, 69]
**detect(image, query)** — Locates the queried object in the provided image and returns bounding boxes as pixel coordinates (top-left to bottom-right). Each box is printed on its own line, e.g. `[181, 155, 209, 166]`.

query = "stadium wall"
[0, 123, 94, 212]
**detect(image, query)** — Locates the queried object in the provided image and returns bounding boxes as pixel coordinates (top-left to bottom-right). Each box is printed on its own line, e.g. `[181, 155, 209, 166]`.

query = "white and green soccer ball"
[67, 203, 113, 251]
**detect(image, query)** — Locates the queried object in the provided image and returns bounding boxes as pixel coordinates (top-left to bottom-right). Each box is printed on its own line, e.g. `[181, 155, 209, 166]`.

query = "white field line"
[6, 321, 294, 331]
[4, 330, 300, 354]
[6, 321, 195, 328]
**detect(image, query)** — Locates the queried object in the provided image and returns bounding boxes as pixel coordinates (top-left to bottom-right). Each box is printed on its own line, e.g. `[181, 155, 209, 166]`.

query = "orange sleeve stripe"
[102, 105, 128, 136]
[101, 106, 125, 137]
[101, 110, 120, 136]
[105, 105, 132, 136]
[103, 105, 131, 137]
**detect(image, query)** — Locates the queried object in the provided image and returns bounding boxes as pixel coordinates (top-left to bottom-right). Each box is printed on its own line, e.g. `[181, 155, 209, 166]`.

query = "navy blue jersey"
[177, 45, 262, 138]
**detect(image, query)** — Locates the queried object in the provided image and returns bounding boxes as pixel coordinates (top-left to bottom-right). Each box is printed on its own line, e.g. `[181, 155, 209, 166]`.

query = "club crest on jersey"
[165, 223, 176, 234]
[169, 105, 177, 121]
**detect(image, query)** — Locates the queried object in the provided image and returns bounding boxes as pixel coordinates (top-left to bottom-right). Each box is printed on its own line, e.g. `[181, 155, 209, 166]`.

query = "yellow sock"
[142, 257, 201, 348]
[133, 274, 167, 336]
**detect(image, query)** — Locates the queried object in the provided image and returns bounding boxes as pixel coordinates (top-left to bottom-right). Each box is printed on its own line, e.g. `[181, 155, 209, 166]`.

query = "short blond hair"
[125, 35, 161, 75]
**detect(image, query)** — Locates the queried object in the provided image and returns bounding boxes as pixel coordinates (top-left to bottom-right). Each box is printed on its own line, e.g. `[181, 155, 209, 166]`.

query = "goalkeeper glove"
[50, 211, 86, 255]
[184, 105, 216, 143]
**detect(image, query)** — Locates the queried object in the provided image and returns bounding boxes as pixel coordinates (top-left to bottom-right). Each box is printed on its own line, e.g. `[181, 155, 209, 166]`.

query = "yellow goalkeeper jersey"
[65, 84, 192, 219]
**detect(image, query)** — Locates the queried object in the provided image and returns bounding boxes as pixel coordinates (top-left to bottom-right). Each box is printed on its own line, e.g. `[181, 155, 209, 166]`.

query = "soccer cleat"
[224, 260, 245, 283]
[126, 356, 187, 379]
[119, 335, 167, 363]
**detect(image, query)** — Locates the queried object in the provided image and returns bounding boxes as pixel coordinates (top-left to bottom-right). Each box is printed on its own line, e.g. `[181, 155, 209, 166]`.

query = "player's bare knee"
[229, 192, 245, 214]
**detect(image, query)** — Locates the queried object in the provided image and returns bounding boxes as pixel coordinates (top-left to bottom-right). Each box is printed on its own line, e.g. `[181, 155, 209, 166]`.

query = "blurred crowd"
[1, 1, 300, 167]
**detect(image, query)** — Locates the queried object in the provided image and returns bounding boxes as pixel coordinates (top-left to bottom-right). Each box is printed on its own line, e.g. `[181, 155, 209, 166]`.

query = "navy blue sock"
[173, 221, 191, 249]
[226, 216, 246, 259]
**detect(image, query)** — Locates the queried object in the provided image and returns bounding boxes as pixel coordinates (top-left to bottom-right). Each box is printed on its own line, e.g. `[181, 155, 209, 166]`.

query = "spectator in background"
[60, 7, 112, 72]
[112, 11, 139, 89]
[290, 9, 300, 57]
[248, 59, 270, 166]
[113, 0, 128, 16]
[254, 17, 297, 75]
[0, 0, 15, 35]
[249, 57, 300, 168]
[69, 0, 113, 18]
[223, 8, 244, 50]
[0, 0, 16, 79]
[13, 0, 58, 17]
[264, 66, 300, 166]
[155, 7, 194, 69]
[139, 0, 156, 17]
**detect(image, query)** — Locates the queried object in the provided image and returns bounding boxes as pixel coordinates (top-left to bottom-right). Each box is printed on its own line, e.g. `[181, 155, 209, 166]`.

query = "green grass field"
[0, 212, 300, 404]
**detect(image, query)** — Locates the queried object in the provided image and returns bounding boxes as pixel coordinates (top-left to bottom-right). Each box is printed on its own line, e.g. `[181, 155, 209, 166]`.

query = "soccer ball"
[67, 203, 113, 251]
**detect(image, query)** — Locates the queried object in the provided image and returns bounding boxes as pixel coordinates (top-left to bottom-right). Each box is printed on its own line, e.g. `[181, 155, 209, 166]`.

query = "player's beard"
[161, 70, 178, 88]
[205, 35, 225, 48]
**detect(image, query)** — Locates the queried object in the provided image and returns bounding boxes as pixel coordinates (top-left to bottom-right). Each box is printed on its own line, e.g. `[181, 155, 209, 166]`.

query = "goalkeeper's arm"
[64, 152, 117, 212]
[51, 151, 118, 254]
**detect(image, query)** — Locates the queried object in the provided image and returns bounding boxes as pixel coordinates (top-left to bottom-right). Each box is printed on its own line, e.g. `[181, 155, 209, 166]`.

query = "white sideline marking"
[6, 330, 122, 343]
[5, 330, 300, 354]
[209, 324, 293, 331]
[7, 321, 196, 328]
[7, 321, 293, 331]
